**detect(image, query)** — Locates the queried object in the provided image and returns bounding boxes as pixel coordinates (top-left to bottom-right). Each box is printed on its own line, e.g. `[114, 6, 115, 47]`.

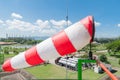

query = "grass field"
[108, 56, 120, 67]
[4, 54, 16, 61]
[82, 69, 106, 80]
[26, 64, 77, 79]
[25, 64, 108, 79]
[106, 54, 120, 77]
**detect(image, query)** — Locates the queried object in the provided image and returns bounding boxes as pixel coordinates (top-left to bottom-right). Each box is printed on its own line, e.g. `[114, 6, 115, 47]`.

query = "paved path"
[0, 69, 36, 80]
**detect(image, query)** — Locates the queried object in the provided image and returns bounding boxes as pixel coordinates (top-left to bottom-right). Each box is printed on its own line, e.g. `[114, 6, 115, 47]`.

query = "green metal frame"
[78, 59, 96, 80]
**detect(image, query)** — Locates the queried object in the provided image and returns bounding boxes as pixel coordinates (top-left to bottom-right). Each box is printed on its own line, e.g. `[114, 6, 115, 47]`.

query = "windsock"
[2, 16, 95, 72]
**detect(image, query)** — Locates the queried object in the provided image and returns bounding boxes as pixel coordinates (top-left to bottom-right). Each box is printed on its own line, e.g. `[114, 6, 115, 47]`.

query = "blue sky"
[0, 0, 120, 38]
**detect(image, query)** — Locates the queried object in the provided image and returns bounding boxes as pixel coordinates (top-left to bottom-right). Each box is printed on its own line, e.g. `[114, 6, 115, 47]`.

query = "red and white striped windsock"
[2, 16, 95, 72]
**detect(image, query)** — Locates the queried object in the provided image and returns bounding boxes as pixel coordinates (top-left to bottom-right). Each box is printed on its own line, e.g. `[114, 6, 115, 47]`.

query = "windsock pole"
[2, 16, 95, 72]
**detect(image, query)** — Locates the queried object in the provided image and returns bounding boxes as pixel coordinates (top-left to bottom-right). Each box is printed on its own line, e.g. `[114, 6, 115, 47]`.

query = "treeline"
[94, 37, 117, 43]
[1, 46, 27, 55]
[94, 37, 120, 54]
[0, 37, 43, 45]
[106, 40, 120, 55]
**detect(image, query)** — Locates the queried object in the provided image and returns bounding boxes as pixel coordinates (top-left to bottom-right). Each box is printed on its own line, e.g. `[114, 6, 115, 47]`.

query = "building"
[93, 63, 112, 73]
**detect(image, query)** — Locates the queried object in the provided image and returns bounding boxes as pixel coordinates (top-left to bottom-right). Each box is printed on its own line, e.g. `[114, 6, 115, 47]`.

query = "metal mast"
[65, 0, 69, 79]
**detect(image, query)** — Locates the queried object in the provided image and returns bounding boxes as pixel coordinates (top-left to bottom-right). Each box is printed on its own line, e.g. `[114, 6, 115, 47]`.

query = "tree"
[106, 40, 120, 55]
[0, 37, 43, 45]
[3, 47, 9, 54]
[118, 59, 120, 65]
[99, 54, 110, 64]
[13, 48, 19, 55]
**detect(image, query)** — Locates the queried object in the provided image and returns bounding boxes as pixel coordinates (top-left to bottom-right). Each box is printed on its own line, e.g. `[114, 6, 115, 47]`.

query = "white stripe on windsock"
[36, 38, 61, 62]
[64, 22, 91, 50]
[11, 52, 31, 69]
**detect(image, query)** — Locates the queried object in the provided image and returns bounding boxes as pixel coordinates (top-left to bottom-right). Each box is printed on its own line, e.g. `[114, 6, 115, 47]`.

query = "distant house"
[93, 65, 103, 73]
[56, 57, 78, 71]
[92, 41, 100, 45]
[93, 63, 112, 73]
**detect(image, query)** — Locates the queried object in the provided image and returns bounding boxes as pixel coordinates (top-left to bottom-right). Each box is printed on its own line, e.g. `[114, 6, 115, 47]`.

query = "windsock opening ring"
[80, 16, 95, 42]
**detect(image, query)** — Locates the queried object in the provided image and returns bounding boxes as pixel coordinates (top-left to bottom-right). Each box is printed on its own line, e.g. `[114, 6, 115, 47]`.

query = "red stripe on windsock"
[2, 59, 15, 72]
[25, 46, 44, 66]
[52, 31, 76, 56]
[80, 16, 93, 38]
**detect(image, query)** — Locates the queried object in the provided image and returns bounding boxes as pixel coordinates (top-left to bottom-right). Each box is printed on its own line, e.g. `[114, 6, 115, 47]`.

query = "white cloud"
[67, 20, 72, 25]
[50, 20, 72, 27]
[11, 13, 23, 19]
[0, 20, 4, 24]
[41, 29, 57, 36]
[95, 21, 101, 27]
[0, 19, 6, 26]
[4, 18, 72, 37]
[6, 19, 35, 31]
[117, 24, 120, 27]
[36, 19, 50, 29]
[0, 13, 74, 37]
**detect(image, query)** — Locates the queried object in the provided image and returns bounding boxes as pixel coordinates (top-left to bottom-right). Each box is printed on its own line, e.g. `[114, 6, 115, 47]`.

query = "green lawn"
[108, 57, 120, 67]
[26, 64, 77, 79]
[115, 71, 120, 76]
[82, 69, 106, 80]
[26, 64, 108, 80]
[4, 54, 16, 60]
[4, 54, 15, 57]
